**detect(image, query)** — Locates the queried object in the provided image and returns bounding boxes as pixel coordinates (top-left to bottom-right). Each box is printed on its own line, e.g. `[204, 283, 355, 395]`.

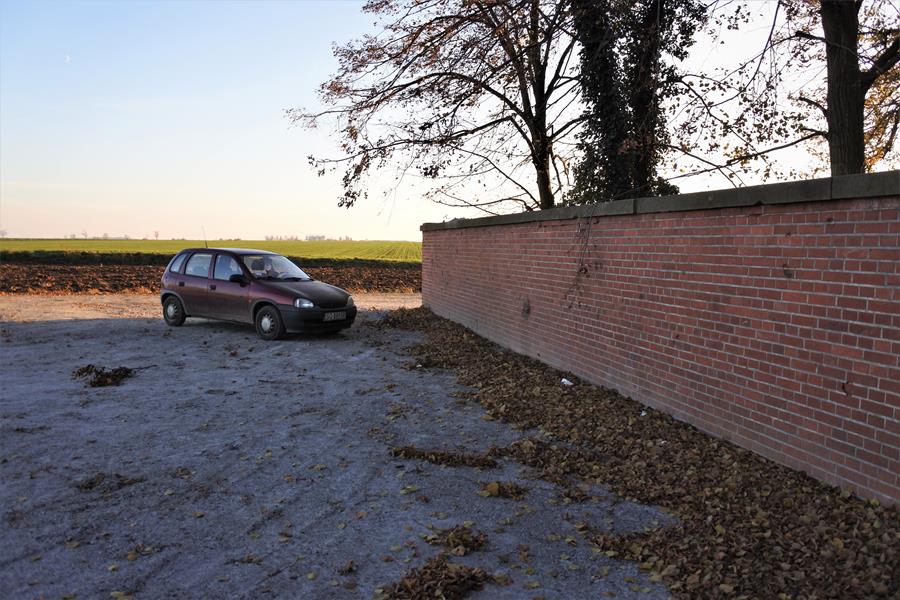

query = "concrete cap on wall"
[420, 170, 900, 231]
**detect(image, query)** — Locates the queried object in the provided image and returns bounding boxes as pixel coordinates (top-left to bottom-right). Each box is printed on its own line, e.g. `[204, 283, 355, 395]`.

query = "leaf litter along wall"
[421, 172, 900, 505]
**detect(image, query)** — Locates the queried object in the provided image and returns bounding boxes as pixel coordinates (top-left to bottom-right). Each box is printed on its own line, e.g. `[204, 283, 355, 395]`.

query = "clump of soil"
[478, 481, 528, 499]
[391, 445, 498, 469]
[227, 554, 263, 565]
[75, 472, 144, 493]
[383, 307, 900, 600]
[72, 364, 135, 387]
[425, 524, 488, 556]
[382, 554, 490, 600]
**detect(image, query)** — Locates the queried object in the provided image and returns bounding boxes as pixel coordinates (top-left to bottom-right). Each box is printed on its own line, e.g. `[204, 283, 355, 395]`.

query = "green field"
[0, 239, 421, 263]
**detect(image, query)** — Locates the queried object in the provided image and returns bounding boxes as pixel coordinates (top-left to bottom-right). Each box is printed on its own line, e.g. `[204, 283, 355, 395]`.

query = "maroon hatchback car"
[160, 248, 357, 340]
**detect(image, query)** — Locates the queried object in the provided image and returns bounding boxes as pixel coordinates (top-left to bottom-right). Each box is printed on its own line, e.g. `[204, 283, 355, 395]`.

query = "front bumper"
[278, 304, 358, 333]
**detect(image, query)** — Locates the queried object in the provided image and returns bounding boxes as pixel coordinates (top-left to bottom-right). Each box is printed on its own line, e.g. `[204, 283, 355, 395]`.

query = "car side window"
[213, 255, 243, 281]
[184, 253, 212, 278]
[169, 253, 187, 274]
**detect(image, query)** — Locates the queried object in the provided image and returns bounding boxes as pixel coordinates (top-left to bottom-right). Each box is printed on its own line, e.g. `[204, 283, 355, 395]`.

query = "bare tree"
[154, 230, 160, 241]
[292, 0, 584, 212]
[671, 0, 898, 183]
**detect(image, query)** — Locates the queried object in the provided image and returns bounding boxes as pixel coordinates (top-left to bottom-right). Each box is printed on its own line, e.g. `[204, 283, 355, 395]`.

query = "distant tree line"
[263, 235, 354, 241]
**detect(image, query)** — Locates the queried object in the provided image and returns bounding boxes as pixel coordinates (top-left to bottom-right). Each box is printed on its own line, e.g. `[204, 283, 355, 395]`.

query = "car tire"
[163, 296, 186, 326]
[255, 305, 285, 340]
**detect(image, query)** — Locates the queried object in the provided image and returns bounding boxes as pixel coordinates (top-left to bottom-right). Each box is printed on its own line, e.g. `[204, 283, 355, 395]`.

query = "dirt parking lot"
[1, 295, 669, 599]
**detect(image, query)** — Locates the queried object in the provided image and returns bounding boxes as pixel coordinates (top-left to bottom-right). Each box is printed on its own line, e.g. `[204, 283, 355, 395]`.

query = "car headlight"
[294, 298, 314, 309]
[346, 295, 354, 307]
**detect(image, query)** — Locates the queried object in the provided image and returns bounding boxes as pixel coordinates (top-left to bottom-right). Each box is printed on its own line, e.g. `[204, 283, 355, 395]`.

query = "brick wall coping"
[420, 170, 900, 232]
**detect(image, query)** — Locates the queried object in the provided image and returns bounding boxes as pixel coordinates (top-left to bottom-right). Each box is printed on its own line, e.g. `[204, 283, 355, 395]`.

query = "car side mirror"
[229, 274, 248, 285]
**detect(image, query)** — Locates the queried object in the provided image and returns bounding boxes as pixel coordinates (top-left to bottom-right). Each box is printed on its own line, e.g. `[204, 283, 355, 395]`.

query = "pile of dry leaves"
[382, 307, 899, 599]
[72, 364, 136, 387]
[424, 524, 488, 556]
[382, 554, 490, 600]
[390, 445, 498, 469]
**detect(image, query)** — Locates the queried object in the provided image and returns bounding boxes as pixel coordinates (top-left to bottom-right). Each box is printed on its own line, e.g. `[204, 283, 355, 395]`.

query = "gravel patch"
[0, 303, 671, 599]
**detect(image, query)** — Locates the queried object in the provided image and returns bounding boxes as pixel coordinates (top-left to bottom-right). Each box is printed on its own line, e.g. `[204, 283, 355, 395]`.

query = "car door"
[209, 253, 250, 322]
[180, 252, 213, 316]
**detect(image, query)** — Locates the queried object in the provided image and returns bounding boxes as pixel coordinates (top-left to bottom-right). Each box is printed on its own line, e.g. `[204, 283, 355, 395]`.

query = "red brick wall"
[422, 195, 900, 504]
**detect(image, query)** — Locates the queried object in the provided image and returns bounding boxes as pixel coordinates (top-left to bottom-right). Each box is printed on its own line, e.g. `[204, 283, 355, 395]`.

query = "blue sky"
[0, 1, 844, 241]
[0, 0, 459, 241]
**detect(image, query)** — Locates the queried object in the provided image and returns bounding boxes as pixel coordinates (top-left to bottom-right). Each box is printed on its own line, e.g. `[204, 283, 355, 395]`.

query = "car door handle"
[178, 281, 184, 287]
[209, 284, 216, 291]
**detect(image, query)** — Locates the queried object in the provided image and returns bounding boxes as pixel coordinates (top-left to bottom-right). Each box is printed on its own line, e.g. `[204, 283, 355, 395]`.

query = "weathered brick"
[423, 195, 900, 504]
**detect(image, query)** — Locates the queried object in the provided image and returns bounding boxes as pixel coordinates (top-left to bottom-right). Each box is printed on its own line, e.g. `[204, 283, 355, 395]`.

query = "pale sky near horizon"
[1, 0, 467, 241]
[0, 0, 851, 241]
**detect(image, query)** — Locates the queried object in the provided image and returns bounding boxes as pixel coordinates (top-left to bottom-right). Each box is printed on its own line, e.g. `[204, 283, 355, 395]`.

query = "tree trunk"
[820, 0, 866, 175]
[535, 153, 555, 209]
[629, 0, 664, 195]
[571, 0, 633, 201]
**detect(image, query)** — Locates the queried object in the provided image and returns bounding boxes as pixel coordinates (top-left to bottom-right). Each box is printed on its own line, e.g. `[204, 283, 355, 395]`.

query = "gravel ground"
[0, 297, 671, 599]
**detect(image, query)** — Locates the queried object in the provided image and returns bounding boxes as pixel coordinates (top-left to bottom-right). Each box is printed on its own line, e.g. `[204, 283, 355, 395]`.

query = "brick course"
[422, 184, 900, 504]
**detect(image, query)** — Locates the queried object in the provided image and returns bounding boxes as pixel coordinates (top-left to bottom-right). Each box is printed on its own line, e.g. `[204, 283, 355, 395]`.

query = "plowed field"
[0, 263, 420, 295]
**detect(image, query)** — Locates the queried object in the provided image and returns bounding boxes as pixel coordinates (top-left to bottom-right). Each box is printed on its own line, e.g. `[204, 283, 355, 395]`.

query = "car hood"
[261, 280, 350, 306]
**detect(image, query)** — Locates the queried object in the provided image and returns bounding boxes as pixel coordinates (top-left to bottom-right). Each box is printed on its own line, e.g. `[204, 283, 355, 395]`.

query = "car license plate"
[323, 311, 346, 322]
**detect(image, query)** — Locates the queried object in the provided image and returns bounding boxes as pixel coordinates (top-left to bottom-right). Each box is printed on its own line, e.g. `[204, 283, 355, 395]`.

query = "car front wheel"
[255, 306, 285, 340]
[163, 296, 186, 326]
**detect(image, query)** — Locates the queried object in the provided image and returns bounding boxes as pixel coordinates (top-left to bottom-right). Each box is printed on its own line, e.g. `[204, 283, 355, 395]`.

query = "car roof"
[180, 248, 278, 256]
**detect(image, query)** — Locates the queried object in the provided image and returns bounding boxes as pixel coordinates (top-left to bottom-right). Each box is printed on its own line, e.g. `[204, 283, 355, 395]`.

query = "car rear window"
[184, 253, 212, 278]
[168, 253, 187, 274]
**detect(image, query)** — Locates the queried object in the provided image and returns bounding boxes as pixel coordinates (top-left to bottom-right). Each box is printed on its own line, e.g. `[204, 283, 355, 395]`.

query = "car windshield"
[242, 254, 311, 281]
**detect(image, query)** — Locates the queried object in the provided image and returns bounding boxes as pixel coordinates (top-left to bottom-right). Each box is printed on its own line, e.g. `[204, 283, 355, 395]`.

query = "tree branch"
[861, 34, 900, 92]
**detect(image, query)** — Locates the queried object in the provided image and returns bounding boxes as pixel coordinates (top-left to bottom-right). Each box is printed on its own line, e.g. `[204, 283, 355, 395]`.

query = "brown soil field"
[0, 263, 421, 295]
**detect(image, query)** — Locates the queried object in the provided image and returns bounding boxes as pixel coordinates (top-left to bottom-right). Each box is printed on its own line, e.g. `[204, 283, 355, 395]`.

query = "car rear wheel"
[163, 296, 186, 326]
[255, 305, 285, 340]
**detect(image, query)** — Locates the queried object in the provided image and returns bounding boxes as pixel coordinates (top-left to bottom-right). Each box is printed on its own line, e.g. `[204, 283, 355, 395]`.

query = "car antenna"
[201, 226, 208, 249]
